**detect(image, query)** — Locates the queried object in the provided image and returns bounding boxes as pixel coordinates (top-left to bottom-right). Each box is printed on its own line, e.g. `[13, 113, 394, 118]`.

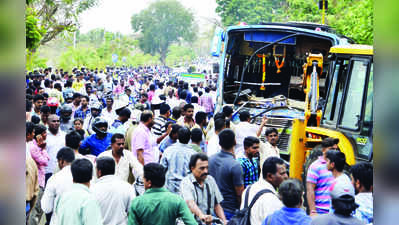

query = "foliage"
[27, 0, 99, 51]
[215, 0, 373, 45]
[165, 44, 196, 67]
[26, 50, 48, 71]
[215, 0, 286, 26]
[26, 7, 46, 51]
[131, 0, 197, 64]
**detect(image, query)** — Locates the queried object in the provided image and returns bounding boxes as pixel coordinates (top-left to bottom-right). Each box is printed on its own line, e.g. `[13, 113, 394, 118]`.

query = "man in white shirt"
[98, 133, 143, 183]
[91, 156, 136, 225]
[207, 118, 226, 156]
[235, 111, 267, 157]
[240, 156, 288, 225]
[45, 115, 66, 181]
[41, 147, 75, 225]
[101, 97, 118, 127]
[259, 127, 281, 168]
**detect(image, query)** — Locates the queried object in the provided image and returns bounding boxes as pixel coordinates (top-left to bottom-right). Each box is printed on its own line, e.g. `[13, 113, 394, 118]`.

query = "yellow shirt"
[72, 80, 84, 92]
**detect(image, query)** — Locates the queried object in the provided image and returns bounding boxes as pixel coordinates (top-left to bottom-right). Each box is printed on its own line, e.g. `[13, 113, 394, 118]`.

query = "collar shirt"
[74, 106, 91, 120]
[262, 207, 312, 225]
[235, 121, 259, 157]
[152, 115, 168, 137]
[98, 150, 143, 182]
[54, 183, 103, 225]
[199, 93, 214, 113]
[159, 136, 176, 153]
[240, 178, 283, 225]
[91, 175, 136, 225]
[237, 156, 260, 188]
[128, 187, 197, 225]
[354, 192, 373, 224]
[180, 174, 223, 223]
[259, 141, 280, 170]
[26, 153, 39, 202]
[45, 130, 66, 174]
[160, 142, 198, 194]
[166, 97, 180, 109]
[131, 123, 159, 165]
[101, 108, 117, 127]
[207, 134, 220, 157]
[177, 116, 195, 129]
[192, 103, 205, 118]
[41, 165, 73, 225]
[104, 80, 113, 92]
[30, 140, 50, 187]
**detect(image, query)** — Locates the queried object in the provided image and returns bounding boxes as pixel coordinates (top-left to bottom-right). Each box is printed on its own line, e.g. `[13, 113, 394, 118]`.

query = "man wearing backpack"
[239, 157, 288, 225]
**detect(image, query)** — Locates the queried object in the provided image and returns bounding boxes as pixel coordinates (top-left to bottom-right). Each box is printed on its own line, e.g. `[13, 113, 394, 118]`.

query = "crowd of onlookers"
[25, 66, 373, 225]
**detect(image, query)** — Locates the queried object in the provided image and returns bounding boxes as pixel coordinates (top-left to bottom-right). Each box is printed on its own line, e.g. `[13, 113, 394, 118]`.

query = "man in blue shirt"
[262, 179, 311, 225]
[80, 117, 112, 156]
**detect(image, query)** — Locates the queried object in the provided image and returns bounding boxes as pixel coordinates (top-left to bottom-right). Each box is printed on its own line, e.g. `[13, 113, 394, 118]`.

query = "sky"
[79, 0, 220, 34]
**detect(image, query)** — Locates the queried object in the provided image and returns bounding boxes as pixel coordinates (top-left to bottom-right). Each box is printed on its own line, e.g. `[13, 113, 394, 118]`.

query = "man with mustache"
[180, 153, 227, 225]
[237, 136, 261, 188]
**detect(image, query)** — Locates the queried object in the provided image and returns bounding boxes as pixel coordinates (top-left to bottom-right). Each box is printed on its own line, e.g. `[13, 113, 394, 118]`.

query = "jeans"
[224, 210, 235, 221]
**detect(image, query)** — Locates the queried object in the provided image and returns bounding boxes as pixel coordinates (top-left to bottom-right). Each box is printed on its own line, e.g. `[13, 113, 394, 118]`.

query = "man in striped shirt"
[151, 104, 171, 143]
[199, 87, 214, 118]
[306, 138, 338, 216]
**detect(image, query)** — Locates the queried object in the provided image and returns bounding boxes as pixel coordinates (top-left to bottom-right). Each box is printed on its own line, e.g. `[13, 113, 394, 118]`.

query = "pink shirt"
[131, 123, 158, 164]
[30, 140, 50, 187]
[148, 90, 155, 103]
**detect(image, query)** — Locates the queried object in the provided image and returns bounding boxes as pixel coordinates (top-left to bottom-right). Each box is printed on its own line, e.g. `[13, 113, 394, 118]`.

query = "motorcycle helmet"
[90, 102, 102, 118]
[47, 97, 59, 114]
[59, 104, 72, 121]
[92, 117, 108, 136]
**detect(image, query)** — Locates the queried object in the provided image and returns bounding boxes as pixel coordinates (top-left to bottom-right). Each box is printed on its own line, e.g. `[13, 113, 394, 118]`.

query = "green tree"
[27, 0, 99, 51]
[26, 7, 46, 52]
[215, 0, 286, 26]
[131, 0, 197, 65]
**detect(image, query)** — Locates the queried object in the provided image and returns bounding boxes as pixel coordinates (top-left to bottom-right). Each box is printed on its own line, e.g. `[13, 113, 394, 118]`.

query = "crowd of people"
[25, 66, 373, 225]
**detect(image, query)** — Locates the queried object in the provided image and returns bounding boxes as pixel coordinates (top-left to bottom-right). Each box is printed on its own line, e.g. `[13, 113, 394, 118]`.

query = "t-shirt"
[263, 207, 311, 225]
[209, 151, 244, 213]
[354, 192, 373, 224]
[311, 213, 365, 225]
[306, 157, 334, 213]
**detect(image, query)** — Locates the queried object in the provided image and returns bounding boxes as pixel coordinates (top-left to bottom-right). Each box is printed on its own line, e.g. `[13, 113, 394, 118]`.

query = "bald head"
[48, 114, 60, 134]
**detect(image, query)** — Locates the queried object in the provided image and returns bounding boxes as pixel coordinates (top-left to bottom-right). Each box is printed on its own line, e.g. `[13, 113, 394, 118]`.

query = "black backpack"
[227, 186, 273, 225]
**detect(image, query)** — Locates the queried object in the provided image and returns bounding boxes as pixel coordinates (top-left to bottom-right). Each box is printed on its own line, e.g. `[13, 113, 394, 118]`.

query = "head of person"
[59, 104, 72, 121]
[26, 122, 35, 142]
[140, 110, 154, 128]
[143, 163, 166, 190]
[34, 124, 47, 142]
[106, 97, 114, 108]
[214, 118, 226, 133]
[72, 93, 81, 105]
[92, 117, 108, 138]
[222, 106, 233, 119]
[111, 133, 125, 155]
[195, 111, 207, 127]
[321, 137, 339, 153]
[325, 150, 346, 173]
[265, 128, 279, 146]
[56, 147, 75, 170]
[40, 105, 50, 123]
[191, 128, 203, 144]
[262, 157, 288, 189]
[178, 127, 191, 144]
[189, 153, 209, 182]
[172, 106, 181, 119]
[118, 108, 131, 123]
[86, 86, 92, 94]
[96, 156, 116, 179]
[218, 129, 236, 151]
[243, 136, 260, 158]
[73, 118, 84, 131]
[48, 114, 60, 134]
[191, 96, 199, 104]
[31, 115, 41, 124]
[90, 102, 102, 118]
[169, 124, 181, 141]
[350, 162, 373, 193]
[160, 104, 171, 117]
[279, 179, 304, 208]
[149, 84, 155, 91]
[330, 181, 357, 216]
[205, 87, 210, 93]
[125, 87, 131, 95]
[179, 90, 187, 100]
[71, 158, 93, 185]
[33, 94, 44, 111]
[65, 92, 73, 103]
[65, 130, 82, 150]
[140, 93, 148, 103]
[183, 104, 194, 119]
[80, 95, 89, 107]
[239, 110, 251, 122]
[54, 83, 62, 92]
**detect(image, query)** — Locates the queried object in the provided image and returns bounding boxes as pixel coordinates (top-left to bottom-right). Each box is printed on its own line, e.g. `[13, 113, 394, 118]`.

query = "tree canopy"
[131, 0, 197, 64]
[215, 0, 373, 45]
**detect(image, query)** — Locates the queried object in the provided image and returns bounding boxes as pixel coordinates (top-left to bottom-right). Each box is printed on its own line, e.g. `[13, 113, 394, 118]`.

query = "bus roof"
[330, 45, 373, 55]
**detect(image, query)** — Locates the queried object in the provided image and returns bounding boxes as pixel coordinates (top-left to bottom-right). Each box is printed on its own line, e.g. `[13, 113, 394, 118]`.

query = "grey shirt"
[180, 173, 223, 222]
[311, 213, 365, 225]
[209, 150, 244, 213]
